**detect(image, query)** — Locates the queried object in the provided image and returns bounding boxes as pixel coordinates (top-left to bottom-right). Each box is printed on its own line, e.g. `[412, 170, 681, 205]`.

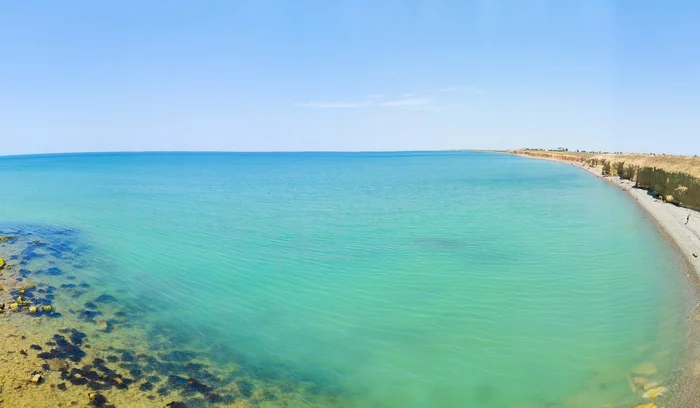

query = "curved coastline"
[0, 151, 697, 407]
[513, 153, 700, 278]
[515, 152, 700, 407]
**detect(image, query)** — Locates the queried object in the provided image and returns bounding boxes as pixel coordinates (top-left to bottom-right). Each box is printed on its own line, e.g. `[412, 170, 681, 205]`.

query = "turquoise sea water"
[0, 151, 691, 407]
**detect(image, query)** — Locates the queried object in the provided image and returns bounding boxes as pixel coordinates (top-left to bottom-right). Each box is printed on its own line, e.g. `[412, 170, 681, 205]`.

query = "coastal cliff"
[516, 150, 700, 211]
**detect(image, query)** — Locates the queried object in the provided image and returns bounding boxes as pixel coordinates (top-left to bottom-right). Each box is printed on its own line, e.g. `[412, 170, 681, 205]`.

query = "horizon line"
[0, 149, 508, 159]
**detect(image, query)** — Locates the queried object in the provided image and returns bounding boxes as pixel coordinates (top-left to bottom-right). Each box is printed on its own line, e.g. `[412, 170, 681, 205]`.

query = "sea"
[0, 151, 691, 407]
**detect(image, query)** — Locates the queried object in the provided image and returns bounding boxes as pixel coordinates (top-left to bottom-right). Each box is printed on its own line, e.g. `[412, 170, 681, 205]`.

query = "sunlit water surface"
[0, 152, 690, 407]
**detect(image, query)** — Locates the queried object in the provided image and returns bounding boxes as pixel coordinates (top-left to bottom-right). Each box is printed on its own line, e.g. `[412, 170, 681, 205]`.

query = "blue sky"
[1, 1, 698, 155]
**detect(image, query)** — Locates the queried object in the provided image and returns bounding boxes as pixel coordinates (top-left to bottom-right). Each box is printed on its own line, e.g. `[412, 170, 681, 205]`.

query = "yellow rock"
[643, 386, 666, 400]
[633, 404, 656, 408]
[643, 382, 660, 391]
[28, 306, 38, 314]
[0, 258, 5, 269]
[19, 288, 26, 295]
[43, 305, 53, 312]
[9, 303, 19, 311]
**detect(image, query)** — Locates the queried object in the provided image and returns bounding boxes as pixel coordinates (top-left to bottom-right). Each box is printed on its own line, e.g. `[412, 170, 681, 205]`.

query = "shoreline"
[515, 152, 700, 408]
[513, 153, 700, 277]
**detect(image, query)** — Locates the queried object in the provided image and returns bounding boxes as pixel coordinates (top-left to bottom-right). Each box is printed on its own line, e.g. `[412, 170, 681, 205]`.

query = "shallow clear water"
[0, 151, 690, 407]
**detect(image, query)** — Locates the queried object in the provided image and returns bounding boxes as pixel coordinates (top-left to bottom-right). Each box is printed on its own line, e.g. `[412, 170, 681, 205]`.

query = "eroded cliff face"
[602, 161, 700, 211]
[517, 150, 700, 211]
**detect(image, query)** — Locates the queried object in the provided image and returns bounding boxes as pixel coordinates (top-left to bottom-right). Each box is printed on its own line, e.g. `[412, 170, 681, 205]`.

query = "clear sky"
[1, 1, 698, 155]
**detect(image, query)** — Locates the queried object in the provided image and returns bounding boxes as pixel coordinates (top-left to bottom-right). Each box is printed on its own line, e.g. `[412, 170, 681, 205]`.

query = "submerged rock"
[30, 373, 43, 384]
[97, 320, 110, 331]
[643, 386, 666, 400]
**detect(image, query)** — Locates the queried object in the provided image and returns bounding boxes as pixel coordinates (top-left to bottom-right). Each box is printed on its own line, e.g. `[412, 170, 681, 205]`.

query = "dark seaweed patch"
[184, 363, 204, 372]
[129, 366, 143, 378]
[139, 381, 154, 391]
[121, 350, 136, 362]
[33, 267, 63, 276]
[168, 375, 189, 387]
[70, 376, 89, 386]
[161, 350, 198, 362]
[30, 344, 43, 351]
[60, 283, 77, 289]
[95, 294, 117, 303]
[38, 334, 86, 363]
[205, 392, 227, 403]
[79, 309, 102, 321]
[57, 383, 67, 391]
[186, 378, 212, 394]
[62, 363, 133, 392]
[20, 241, 46, 263]
[236, 380, 255, 398]
[85, 302, 97, 309]
[70, 329, 87, 346]
[88, 393, 114, 408]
